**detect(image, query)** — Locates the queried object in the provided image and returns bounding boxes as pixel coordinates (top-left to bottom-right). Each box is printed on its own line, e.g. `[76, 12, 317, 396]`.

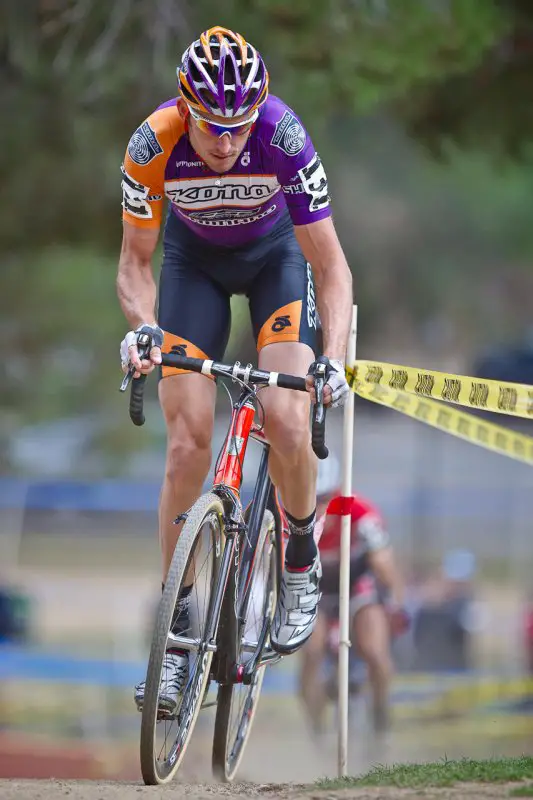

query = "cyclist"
[116, 27, 353, 714]
[299, 455, 408, 736]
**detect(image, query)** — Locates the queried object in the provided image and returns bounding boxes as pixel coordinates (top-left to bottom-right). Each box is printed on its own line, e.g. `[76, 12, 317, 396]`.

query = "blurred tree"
[400, 0, 533, 159]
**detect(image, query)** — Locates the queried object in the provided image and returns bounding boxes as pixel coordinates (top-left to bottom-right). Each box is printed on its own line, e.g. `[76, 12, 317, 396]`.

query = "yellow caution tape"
[346, 365, 533, 466]
[352, 360, 533, 419]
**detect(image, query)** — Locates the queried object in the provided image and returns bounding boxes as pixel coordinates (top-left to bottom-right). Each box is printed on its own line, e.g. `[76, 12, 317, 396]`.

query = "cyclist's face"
[178, 100, 253, 173]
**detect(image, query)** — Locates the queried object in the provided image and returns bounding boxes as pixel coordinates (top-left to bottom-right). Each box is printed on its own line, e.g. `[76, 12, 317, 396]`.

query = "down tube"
[238, 445, 271, 616]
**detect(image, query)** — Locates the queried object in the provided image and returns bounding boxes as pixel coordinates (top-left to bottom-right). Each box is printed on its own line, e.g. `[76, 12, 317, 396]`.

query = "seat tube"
[214, 397, 256, 494]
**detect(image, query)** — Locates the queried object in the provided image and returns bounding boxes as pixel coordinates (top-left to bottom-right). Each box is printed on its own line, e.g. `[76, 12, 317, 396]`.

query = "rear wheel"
[212, 509, 278, 782]
[140, 492, 224, 785]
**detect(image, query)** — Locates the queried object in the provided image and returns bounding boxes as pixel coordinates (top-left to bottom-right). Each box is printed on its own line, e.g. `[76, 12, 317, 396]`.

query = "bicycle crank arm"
[257, 647, 283, 669]
[167, 633, 217, 653]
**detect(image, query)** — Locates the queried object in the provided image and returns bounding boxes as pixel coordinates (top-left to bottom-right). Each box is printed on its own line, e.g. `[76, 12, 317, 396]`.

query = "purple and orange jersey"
[121, 95, 331, 247]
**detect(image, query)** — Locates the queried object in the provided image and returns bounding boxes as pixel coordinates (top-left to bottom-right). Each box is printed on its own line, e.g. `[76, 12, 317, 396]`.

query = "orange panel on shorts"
[257, 300, 302, 351]
[161, 332, 212, 378]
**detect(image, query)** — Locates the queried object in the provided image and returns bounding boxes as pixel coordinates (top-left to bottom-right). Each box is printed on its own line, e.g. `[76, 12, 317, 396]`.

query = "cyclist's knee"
[262, 397, 309, 456]
[165, 416, 213, 480]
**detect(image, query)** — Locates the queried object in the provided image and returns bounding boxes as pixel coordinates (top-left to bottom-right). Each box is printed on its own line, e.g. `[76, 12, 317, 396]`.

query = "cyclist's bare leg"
[158, 373, 217, 580]
[134, 373, 215, 712]
[258, 342, 316, 521]
[299, 610, 329, 735]
[259, 341, 321, 652]
[352, 603, 393, 733]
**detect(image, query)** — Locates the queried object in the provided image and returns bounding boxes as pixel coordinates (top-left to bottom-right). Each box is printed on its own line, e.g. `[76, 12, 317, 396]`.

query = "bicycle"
[120, 334, 329, 785]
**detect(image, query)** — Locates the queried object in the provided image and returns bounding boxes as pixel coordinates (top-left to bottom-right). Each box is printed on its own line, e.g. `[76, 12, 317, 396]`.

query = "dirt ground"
[0, 779, 526, 800]
[2, 714, 531, 800]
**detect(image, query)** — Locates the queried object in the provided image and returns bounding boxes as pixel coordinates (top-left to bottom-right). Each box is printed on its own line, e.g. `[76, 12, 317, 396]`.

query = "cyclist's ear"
[176, 98, 189, 121]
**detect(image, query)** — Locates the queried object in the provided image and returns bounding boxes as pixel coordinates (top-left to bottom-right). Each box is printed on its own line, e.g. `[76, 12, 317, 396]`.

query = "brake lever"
[118, 333, 151, 393]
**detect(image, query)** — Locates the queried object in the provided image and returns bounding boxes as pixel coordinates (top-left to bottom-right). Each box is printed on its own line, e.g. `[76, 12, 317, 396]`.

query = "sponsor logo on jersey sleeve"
[270, 111, 306, 156]
[298, 153, 330, 212]
[121, 166, 152, 219]
[127, 121, 163, 165]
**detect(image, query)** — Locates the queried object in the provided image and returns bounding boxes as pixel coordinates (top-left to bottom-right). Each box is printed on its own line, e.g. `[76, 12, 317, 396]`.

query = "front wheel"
[140, 492, 224, 785]
[212, 509, 279, 782]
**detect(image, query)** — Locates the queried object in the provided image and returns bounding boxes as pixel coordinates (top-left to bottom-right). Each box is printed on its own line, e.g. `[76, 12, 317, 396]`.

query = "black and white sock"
[171, 584, 192, 636]
[284, 509, 317, 570]
[161, 582, 192, 656]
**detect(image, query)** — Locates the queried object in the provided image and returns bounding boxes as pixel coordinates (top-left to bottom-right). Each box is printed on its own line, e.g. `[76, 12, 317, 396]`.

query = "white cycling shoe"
[271, 554, 322, 654]
[134, 650, 189, 716]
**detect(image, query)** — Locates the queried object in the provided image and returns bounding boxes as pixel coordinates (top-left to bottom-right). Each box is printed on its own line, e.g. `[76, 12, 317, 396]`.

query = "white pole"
[338, 304, 358, 777]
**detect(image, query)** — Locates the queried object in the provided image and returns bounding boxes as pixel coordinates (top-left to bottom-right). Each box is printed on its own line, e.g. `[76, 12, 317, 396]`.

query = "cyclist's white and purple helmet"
[177, 26, 269, 119]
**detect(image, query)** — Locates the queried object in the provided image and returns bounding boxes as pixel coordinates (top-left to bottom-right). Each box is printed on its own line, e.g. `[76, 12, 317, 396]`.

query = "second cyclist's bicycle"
[120, 338, 329, 785]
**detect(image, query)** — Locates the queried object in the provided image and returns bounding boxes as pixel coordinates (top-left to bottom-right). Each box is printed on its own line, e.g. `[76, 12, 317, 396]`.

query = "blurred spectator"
[0, 582, 33, 644]
[411, 550, 487, 672]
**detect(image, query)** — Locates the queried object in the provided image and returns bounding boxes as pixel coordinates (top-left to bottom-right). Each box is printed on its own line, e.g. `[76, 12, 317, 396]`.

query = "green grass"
[315, 757, 533, 790]
[509, 788, 533, 797]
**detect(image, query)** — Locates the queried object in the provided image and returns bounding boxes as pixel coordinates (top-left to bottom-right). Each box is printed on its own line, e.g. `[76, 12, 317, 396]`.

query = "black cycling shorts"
[157, 210, 317, 377]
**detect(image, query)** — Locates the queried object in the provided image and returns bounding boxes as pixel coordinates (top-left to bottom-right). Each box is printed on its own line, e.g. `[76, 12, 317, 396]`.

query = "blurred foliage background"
[3, 0, 533, 474]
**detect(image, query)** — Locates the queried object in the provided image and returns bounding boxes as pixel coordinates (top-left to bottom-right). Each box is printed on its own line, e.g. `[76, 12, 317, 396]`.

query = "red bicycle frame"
[213, 397, 256, 495]
[213, 395, 290, 565]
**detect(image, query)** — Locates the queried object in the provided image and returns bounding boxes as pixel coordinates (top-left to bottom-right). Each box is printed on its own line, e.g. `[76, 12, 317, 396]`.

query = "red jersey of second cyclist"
[317, 495, 389, 565]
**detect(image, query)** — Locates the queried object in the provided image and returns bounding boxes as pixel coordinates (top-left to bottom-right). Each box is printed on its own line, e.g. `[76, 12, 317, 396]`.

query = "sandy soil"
[0, 779, 526, 800]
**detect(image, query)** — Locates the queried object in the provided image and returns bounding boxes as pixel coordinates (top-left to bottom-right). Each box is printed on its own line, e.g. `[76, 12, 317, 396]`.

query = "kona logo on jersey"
[165, 176, 279, 210]
[127, 121, 163, 165]
[170, 343, 188, 357]
[271, 315, 291, 333]
[271, 111, 306, 156]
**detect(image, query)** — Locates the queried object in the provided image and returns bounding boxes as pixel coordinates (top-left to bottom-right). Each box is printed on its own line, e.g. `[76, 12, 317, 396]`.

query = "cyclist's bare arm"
[294, 217, 353, 361]
[117, 221, 160, 327]
[117, 221, 161, 373]
[369, 547, 405, 607]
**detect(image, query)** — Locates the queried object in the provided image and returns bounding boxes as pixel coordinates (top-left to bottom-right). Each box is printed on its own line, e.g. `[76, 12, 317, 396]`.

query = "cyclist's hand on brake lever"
[306, 357, 349, 408]
[120, 323, 164, 377]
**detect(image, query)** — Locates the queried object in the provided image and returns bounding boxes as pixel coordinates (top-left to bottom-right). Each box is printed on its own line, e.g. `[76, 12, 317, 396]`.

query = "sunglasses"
[188, 106, 258, 138]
